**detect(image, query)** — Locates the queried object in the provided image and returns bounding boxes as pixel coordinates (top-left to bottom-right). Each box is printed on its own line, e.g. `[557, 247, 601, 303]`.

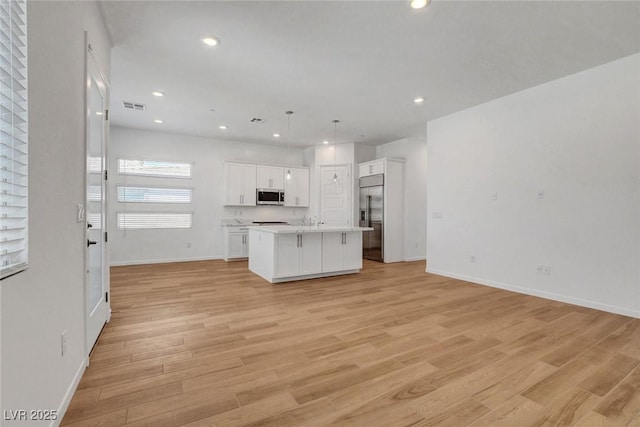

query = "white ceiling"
[100, 1, 640, 147]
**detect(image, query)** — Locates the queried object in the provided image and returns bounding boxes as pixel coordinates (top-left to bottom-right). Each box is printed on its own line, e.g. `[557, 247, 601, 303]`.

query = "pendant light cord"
[286, 111, 293, 180]
[333, 119, 340, 182]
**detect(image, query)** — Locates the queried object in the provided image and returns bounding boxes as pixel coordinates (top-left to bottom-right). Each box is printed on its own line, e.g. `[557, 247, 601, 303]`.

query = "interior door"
[320, 165, 350, 225]
[86, 43, 109, 357]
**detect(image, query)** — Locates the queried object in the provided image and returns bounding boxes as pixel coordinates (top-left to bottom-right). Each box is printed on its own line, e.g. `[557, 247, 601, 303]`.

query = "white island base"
[248, 225, 372, 283]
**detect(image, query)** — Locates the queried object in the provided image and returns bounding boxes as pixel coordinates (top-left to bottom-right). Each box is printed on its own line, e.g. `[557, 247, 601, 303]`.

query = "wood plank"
[59, 260, 640, 426]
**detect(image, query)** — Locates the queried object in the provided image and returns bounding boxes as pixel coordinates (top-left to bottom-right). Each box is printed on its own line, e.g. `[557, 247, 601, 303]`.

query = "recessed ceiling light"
[219, 125, 227, 130]
[154, 119, 164, 124]
[203, 36, 220, 47]
[410, 0, 430, 10]
[323, 140, 329, 145]
[152, 91, 165, 97]
[414, 96, 425, 104]
[273, 133, 280, 138]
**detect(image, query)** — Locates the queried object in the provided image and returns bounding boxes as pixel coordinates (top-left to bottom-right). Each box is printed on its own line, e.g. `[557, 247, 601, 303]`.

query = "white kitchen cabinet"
[359, 160, 384, 178]
[222, 226, 249, 261]
[257, 165, 284, 190]
[225, 162, 256, 206]
[249, 226, 369, 283]
[275, 232, 322, 278]
[322, 231, 362, 273]
[284, 167, 310, 207]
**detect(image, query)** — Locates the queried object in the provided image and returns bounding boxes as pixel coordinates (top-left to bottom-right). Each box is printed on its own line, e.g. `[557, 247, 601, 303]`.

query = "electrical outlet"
[537, 189, 545, 199]
[536, 264, 544, 274]
[61, 331, 67, 357]
[543, 265, 551, 276]
[186, 242, 191, 248]
[470, 255, 476, 263]
[490, 192, 498, 201]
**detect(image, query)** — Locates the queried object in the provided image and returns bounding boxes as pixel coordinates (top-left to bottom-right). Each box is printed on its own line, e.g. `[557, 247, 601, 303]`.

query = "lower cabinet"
[223, 227, 249, 261]
[275, 232, 322, 278]
[249, 228, 365, 283]
[322, 231, 362, 272]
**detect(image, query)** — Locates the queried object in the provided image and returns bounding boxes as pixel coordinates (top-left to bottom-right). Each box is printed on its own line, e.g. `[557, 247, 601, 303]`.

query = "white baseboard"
[110, 256, 221, 267]
[426, 268, 640, 319]
[404, 256, 426, 262]
[52, 357, 86, 427]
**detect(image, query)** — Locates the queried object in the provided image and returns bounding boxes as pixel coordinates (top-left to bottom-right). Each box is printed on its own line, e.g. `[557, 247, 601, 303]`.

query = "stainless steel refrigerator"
[359, 174, 384, 261]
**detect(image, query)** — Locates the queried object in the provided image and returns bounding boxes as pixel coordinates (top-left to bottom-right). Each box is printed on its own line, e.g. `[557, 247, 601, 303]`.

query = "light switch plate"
[76, 204, 85, 222]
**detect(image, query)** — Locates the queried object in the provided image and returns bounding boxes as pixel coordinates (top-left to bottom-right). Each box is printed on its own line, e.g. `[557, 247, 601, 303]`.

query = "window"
[118, 159, 192, 178]
[117, 186, 192, 204]
[115, 158, 194, 231]
[0, 0, 28, 280]
[117, 213, 192, 230]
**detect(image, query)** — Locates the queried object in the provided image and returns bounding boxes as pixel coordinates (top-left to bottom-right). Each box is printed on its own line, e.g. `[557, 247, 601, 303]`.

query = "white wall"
[427, 53, 640, 317]
[1, 1, 111, 422]
[109, 126, 309, 265]
[376, 135, 428, 261]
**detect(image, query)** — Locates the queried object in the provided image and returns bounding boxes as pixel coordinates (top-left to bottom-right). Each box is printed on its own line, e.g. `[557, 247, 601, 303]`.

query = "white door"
[299, 233, 322, 275]
[343, 231, 363, 270]
[241, 164, 257, 206]
[276, 233, 300, 277]
[322, 232, 343, 273]
[226, 163, 244, 205]
[227, 233, 245, 258]
[86, 44, 109, 356]
[320, 165, 351, 225]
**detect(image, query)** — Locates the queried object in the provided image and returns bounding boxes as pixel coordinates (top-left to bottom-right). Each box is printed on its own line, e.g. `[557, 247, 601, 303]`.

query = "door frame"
[84, 34, 111, 361]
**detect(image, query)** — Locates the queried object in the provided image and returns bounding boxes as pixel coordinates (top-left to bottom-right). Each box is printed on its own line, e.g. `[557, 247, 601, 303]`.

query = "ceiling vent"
[250, 117, 267, 124]
[123, 101, 146, 111]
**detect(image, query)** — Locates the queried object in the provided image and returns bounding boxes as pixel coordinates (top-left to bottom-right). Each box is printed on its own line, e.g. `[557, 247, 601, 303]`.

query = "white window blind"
[118, 159, 192, 178]
[117, 213, 192, 230]
[117, 186, 192, 204]
[0, 0, 27, 280]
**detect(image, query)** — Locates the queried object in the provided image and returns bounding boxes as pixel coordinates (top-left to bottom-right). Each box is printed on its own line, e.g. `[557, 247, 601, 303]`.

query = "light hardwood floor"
[62, 260, 640, 426]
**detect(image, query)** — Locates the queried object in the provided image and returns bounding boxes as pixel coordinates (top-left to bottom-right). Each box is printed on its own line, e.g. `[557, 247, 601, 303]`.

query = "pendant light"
[285, 111, 293, 180]
[332, 119, 340, 183]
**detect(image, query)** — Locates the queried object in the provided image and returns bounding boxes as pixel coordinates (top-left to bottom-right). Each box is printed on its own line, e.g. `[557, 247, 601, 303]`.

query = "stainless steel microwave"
[256, 189, 284, 205]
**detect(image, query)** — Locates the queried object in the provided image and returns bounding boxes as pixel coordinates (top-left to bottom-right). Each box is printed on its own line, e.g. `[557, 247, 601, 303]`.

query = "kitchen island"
[248, 225, 372, 283]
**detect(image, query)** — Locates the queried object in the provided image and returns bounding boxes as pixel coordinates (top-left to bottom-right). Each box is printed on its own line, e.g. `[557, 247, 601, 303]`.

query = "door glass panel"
[88, 75, 104, 312]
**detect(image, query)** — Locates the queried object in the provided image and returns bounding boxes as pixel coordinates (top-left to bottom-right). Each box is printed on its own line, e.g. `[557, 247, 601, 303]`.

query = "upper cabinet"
[359, 160, 384, 178]
[225, 162, 257, 206]
[284, 167, 310, 207]
[256, 165, 284, 190]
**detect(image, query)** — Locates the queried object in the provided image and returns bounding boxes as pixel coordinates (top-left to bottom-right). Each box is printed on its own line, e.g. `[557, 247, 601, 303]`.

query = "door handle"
[87, 223, 93, 229]
[87, 239, 98, 247]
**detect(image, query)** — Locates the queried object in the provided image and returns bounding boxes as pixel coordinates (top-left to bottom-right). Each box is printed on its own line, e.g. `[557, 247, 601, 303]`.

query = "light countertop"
[247, 225, 373, 234]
